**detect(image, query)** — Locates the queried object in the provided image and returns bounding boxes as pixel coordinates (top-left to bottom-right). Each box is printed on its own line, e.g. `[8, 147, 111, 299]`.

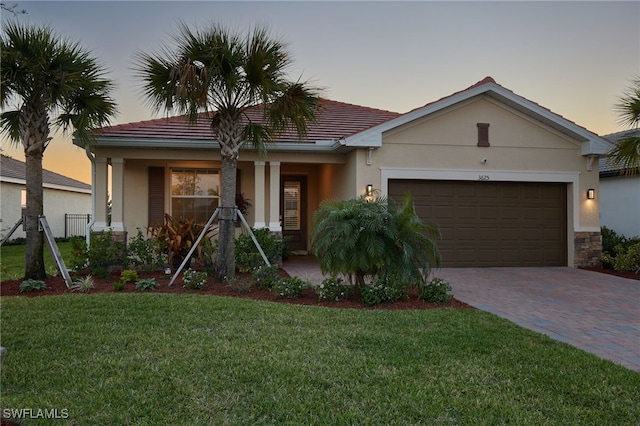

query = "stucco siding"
[600, 176, 640, 238]
[1, 181, 90, 239]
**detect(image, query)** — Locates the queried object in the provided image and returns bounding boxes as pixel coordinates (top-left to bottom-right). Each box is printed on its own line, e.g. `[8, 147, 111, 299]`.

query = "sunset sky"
[1, 1, 638, 184]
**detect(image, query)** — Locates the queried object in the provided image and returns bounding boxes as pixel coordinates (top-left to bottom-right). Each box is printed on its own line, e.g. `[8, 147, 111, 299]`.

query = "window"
[170, 169, 219, 223]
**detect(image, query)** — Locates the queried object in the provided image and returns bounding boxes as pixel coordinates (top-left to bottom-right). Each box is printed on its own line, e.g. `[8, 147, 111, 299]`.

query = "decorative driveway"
[436, 267, 640, 373]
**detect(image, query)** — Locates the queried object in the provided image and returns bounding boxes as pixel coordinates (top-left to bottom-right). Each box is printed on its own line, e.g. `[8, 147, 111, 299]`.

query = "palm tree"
[135, 22, 320, 281]
[608, 77, 640, 175]
[0, 22, 117, 279]
[311, 195, 440, 288]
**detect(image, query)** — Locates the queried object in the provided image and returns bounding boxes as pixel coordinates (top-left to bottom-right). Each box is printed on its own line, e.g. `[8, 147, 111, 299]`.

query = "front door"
[281, 176, 307, 252]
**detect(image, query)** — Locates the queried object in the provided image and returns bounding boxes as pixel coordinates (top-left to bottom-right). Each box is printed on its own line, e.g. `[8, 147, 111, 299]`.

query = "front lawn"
[1, 241, 74, 280]
[1, 294, 638, 424]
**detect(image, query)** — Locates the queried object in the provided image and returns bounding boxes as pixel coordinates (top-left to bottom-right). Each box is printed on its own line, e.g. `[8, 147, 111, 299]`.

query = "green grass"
[1, 294, 639, 425]
[1, 241, 74, 279]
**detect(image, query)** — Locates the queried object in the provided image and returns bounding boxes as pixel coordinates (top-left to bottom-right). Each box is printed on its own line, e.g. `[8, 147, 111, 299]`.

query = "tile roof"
[95, 99, 401, 143]
[599, 128, 640, 175]
[0, 155, 91, 191]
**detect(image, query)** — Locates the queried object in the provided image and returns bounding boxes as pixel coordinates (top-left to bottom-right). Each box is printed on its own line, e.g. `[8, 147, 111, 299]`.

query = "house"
[84, 77, 610, 267]
[599, 129, 640, 238]
[0, 155, 92, 240]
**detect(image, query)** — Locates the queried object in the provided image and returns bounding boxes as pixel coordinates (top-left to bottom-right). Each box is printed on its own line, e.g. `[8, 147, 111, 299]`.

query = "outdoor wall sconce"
[366, 184, 373, 197]
[587, 188, 595, 199]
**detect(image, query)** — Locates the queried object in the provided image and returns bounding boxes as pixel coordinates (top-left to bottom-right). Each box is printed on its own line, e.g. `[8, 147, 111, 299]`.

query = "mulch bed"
[0, 270, 472, 310]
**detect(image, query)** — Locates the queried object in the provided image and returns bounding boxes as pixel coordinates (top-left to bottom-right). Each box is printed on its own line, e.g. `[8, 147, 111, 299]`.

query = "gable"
[384, 96, 581, 151]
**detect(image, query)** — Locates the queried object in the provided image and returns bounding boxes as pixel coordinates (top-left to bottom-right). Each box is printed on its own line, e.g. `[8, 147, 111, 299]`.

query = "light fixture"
[366, 184, 373, 197]
[587, 188, 595, 199]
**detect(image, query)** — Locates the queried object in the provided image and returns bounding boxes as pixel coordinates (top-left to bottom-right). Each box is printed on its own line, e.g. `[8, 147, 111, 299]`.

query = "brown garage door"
[389, 180, 567, 267]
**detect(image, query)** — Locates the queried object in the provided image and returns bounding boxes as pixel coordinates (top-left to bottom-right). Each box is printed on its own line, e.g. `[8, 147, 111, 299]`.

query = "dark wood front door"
[281, 176, 307, 252]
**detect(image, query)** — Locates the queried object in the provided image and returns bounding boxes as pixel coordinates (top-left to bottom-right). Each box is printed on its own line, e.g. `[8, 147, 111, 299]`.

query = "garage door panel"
[389, 179, 567, 267]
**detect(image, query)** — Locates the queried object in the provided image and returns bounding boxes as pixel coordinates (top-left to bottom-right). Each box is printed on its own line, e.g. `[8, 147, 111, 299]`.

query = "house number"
[478, 175, 490, 181]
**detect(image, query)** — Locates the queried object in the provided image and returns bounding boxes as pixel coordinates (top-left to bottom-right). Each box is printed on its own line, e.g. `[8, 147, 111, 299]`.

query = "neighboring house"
[599, 129, 640, 238]
[84, 77, 610, 268]
[0, 155, 91, 240]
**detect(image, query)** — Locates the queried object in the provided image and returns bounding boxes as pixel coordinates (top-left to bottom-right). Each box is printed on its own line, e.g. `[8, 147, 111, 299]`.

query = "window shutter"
[477, 123, 490, 147]
[148, 167, 165, 227]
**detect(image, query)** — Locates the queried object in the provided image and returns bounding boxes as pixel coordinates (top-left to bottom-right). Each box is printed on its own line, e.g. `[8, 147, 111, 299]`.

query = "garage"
[389, 179, 567, 267]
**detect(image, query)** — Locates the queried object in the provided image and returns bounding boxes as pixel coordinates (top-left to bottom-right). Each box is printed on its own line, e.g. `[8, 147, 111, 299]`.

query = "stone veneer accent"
[574, 231, 602, 268]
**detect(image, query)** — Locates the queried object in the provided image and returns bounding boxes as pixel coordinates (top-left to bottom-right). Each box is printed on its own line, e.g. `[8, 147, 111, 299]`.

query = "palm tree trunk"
[24, 152, 45, 279]
[216, 155, 237, 282]
[21, 101, 49, 280]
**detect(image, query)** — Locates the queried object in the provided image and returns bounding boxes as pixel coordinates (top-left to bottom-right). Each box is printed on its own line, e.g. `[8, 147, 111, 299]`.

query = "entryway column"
[253, 161, 266, 228]
[93, 157, 109, 231]
[268, 161, 281, 232]
[110, 158, 126, 232]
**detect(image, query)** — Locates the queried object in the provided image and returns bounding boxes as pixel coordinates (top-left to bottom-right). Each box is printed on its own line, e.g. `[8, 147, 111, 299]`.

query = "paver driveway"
[436, 267, 640, 373]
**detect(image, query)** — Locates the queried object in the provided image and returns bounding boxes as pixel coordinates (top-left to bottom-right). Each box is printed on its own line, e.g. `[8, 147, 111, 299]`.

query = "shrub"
[419, 277, 453, 303]
[315, 277, 351, 302]
[113, 281, 126, 291]
[611, 242, 640, 273]
[135, 278, 157, 291]
[69, 235, 89, 271]
[88, 230, 127, 271]
[601, 227, 640, 270]
[311, 195, 439, 287]
[236, 228, 290, 272]
[251, 265, 282, 290]
[272, 277, 307, 299]
[183, 269, 208, 290]
[120, 269, 139, 283]
[19, 279, 47, 293]
[92, 266, 110, 280]
[127, 229, 165, 272]
[70, 275, 95, 292]
[360, 276, 408, 307]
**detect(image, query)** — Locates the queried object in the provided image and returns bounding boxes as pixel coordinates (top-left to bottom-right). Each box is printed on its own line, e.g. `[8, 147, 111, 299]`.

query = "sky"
[1, 1, 639, 184]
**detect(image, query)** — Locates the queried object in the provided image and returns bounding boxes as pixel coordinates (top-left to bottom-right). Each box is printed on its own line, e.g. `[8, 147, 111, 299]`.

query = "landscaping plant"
[70, 275, 95, 292]
[18, 278, 47, 293]
[419, 277, 453, 303]
[135, 278, 157, 291]
[311, 194, 440, 287]
[272, 277, 307, 299]
[315, 277, 351, 302]
[236, 228, 289, 272]
[182, 269, 208, 290]
[251, 265, 282, 290]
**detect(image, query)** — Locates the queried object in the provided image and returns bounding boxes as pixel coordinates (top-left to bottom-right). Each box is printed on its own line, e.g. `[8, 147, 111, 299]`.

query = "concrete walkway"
[282, 257, 640, 373]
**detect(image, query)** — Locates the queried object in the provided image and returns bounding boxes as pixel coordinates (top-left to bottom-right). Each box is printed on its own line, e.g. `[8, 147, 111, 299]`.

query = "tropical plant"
[0, 22, 116, 280]
[135, 22, 320, 282]
[120, 269, 139, 284]
[311, 195, 440, 288]
[251, 265, 282, 290]
[70, 275, 95, 292]
[608, 76, 640, 175]
[147, 214, 215, 268]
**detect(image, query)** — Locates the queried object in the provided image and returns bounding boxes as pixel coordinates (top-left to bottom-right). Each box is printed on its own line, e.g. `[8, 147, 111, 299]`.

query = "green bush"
[611, 242, 640, 273]
[135, 278, 157, 291]
[251, 265, 281, 290]
[113, 281, 126, 291]
[127, 229, 165, 272]
[183, 269, 207, 290]
[419, 277, 453, 303]
[315, 277, 351, 302]
[311, 195, 439, 288]
[120, 269, 139, 283]
[235, 228, 290, 272]
[19, 279, 47, 293]
[360, 276, 408, 307]
[601, 227, 640, 271]
[69, 235, 89, 271]
[229, 276, 253, 293]
[272, 277, 307, 299]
